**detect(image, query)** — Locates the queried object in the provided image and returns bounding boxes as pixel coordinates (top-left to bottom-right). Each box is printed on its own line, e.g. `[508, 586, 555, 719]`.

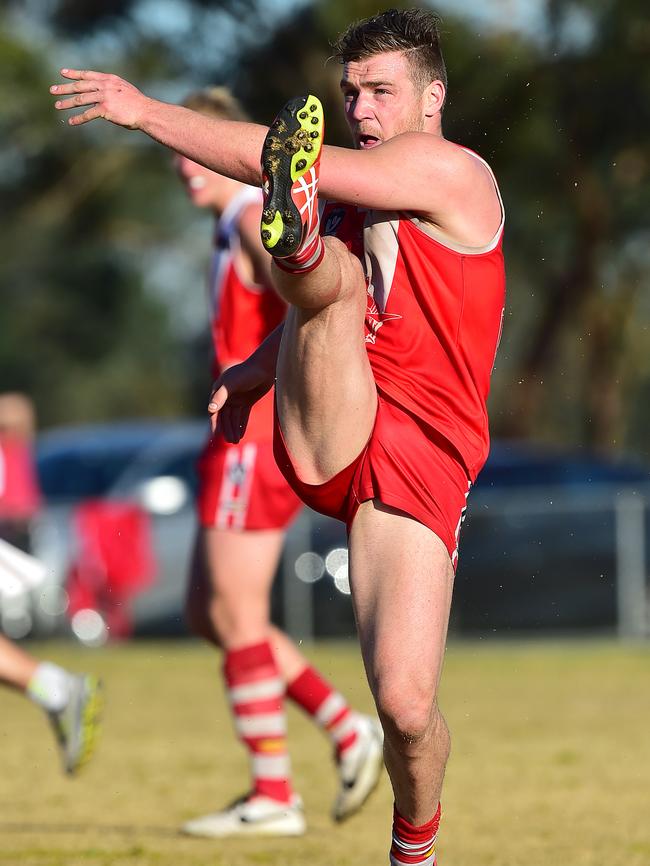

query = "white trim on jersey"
[451, 480, 472, 569]
[362, 211, 401, 314]
[215, 443, 258, 530]
[410, 148, 505, 256]
[209, 185, 266, 326]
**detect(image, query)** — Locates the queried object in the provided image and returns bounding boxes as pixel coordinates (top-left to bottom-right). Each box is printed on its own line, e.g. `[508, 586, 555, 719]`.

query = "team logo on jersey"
[364, 285, 401, 344]
[323, 209, 345, 236]
[228, 461, 248, 486]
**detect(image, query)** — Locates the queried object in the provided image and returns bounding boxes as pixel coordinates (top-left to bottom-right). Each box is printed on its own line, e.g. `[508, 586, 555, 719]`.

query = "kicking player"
[174, 87, 383, 837]
[51, 9, 505, 862]
[0, 633, 102, 774]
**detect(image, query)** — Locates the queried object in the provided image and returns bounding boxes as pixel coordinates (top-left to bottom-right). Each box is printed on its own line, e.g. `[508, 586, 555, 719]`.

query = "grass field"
[1, 639, 649, 865]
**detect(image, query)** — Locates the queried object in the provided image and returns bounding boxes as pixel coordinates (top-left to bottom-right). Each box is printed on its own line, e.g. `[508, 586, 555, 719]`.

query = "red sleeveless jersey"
[321, 149, 505, 480]
[209, 186, 286, 441]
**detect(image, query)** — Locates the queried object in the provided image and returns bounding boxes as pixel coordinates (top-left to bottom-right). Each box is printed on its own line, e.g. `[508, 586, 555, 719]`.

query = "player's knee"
[207, 596, 266, 648]
[330, 238, 366, 301]
[375, 678, 438, 745]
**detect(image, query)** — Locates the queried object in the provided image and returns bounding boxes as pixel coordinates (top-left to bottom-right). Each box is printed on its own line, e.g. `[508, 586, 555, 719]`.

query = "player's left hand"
[208, 361, 274, 443]
[50, 69, 153, 128]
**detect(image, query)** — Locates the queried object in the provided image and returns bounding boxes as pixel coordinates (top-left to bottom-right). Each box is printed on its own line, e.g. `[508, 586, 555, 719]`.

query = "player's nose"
[349, 92, 373, 122]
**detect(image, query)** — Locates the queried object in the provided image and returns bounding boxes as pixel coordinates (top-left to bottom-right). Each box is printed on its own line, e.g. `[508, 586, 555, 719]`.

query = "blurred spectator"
[0, 392, 42, 552]
[66, 499, 156, 639]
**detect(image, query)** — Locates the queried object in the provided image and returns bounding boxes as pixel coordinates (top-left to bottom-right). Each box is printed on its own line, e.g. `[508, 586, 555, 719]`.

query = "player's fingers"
[208, 384, 228, 413]
[53, 93, 101, 111]
[209, 405, 218, 436]
[50, 81, 103, 96]
[60, 68, 113, 80]
[67, 105, 105, 126]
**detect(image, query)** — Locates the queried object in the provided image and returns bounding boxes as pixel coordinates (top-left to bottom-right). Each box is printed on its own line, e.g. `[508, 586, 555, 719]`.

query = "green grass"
[1, 639, 649, 865]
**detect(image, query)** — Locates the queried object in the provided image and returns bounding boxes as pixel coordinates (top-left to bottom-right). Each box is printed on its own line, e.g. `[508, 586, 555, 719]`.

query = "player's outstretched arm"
[208, 324, 284, 442]
[51, 69, 265, 187]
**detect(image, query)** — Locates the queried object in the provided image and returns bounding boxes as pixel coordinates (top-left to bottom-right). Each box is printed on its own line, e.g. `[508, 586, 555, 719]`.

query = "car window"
[38, 450, 143, 501]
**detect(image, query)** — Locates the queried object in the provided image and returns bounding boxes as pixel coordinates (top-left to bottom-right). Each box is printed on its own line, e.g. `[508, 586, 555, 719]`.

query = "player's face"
[174, 154, 224, 209]
[340, 51, 427, 149]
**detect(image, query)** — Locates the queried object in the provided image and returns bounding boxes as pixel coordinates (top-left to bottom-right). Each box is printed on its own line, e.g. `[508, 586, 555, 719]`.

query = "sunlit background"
[1, 0, 649, 637]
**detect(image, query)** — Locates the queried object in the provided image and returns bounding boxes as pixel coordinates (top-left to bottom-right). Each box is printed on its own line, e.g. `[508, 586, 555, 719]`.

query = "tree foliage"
[1, 0, 649, 459]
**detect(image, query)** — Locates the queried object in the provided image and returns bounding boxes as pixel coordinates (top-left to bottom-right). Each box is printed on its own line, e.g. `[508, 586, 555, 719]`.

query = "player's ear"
[423, 80, 445, 118]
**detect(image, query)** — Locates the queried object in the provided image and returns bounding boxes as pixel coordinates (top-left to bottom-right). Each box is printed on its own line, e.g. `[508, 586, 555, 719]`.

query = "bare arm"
[51, 69, 265, 186]
[51, 70, 501, 244]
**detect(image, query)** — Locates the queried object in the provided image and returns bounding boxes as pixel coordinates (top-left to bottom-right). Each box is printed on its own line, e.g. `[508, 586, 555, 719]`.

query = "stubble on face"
[342, 52, 427, 149]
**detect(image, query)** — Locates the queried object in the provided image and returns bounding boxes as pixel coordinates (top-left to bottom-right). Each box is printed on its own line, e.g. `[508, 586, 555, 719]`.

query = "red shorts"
[197, 436, 302, 531]
[273, 393, 472, 567]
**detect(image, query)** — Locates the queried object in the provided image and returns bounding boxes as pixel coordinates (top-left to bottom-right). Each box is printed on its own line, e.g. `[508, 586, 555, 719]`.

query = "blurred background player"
[0, 392, 41, 551]
[0, 392, 102, 775]
[176, 88, 383, 838]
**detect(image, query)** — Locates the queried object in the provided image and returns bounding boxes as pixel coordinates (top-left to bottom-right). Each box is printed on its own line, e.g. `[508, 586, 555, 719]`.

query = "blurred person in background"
[174, 88, 382, 838]
[51, 8, 505, 862]
[0, 633, 102, 775]
[0, 392, 41, 552]
[0, 392, 102, 775]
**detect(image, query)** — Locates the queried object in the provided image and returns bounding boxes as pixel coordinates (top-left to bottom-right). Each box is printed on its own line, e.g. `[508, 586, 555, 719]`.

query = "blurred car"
[456, 440, 650, 633]
[31, 419, 208, 639]
[10, 426, 648, 641]
[29, 419, 352, 642]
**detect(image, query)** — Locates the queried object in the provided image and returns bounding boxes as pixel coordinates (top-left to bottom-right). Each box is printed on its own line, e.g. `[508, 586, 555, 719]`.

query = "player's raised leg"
[260, 95, 377, 483]
[349, 502, 454, 865]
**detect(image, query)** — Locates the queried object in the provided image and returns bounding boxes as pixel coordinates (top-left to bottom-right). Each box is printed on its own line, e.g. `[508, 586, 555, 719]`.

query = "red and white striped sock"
[273, 233, 324, 275]
[287, 665, 360, 759]
[390, 804, 441, 866]
[223, 641, 292, 803]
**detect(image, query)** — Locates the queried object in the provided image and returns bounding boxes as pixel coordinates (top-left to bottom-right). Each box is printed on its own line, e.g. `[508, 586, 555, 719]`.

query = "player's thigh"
[201, 524, 285, 607]
[275, 237, 377, 484]
[348, 500, 454, 706]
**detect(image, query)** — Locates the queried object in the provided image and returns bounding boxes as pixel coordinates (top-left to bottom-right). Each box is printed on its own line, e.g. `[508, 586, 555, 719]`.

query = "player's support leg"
[349, 501, 454, 865]
[0, 634, 103, 775]
[183, 527, 305, 838]
[184, 526, 383, 830]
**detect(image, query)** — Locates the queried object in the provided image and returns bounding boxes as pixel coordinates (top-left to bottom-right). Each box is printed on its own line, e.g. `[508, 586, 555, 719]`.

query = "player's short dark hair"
[182, 86, 249, 122]
[332, 8, 447, 94]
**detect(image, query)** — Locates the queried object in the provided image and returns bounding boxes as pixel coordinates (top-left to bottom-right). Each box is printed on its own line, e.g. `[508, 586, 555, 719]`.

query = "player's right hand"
[50, 69, 152, 129]
[208, 361, 274, 443]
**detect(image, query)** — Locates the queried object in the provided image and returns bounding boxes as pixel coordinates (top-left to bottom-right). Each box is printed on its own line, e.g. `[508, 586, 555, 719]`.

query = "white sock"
[27, 662, 72, 712]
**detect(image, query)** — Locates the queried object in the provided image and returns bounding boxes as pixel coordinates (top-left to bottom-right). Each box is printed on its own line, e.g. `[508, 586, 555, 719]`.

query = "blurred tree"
[483, 0, 650, 454]
[1, 0, 648, 462]
[0, 14, 189, 425]
[232, 0, 650, 457]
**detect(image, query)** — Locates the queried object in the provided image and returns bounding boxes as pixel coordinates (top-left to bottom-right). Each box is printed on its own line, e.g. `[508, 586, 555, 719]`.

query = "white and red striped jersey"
[208, 186, 286, 441]
[320, 147, 506, 480]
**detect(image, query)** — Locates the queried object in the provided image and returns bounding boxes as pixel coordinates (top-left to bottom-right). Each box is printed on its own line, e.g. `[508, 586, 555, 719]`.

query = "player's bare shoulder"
[410, 137, 502, 247]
